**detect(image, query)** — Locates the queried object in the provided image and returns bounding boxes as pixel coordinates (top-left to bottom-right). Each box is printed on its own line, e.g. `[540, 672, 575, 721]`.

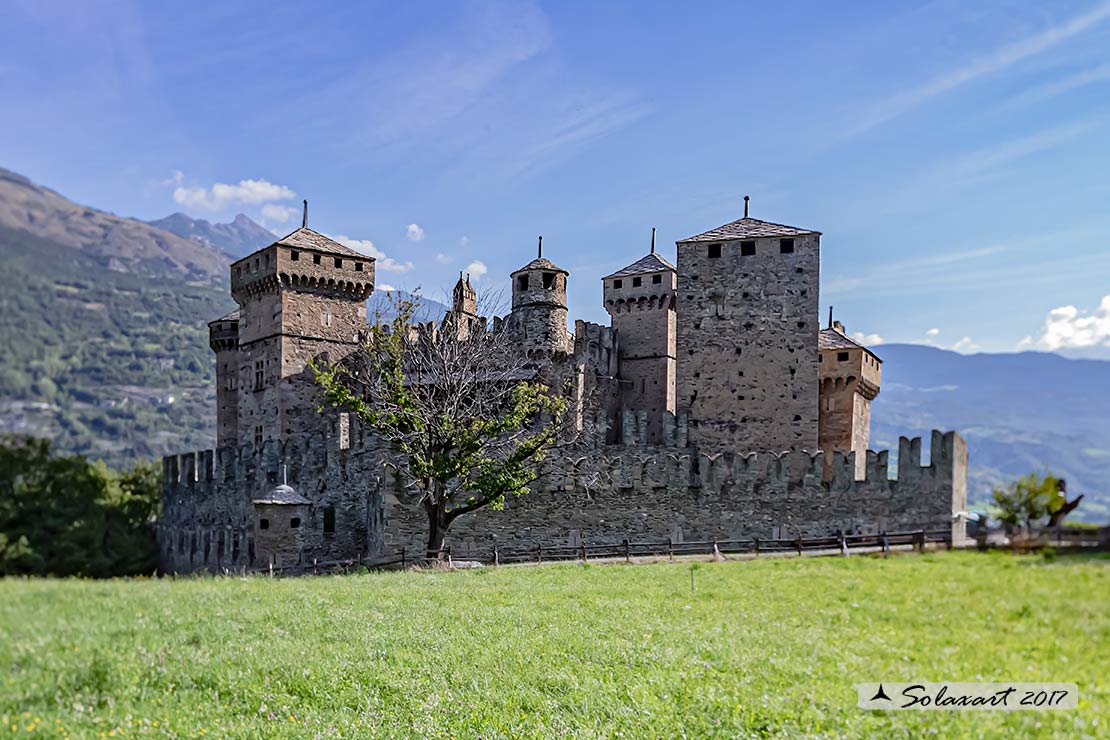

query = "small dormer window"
[542, 272, 555, 289]
[741, 241, 756, 256]
[708, 244, 722, 259]
[313, 254, 321, 265]
[780, 238, 795, 254]
[632, 276, 642, 287]
[291, 250, 300, 261]
[517, 274, 529, 291]
[652, 274, 662, 284]
[613, 279, 623, 289]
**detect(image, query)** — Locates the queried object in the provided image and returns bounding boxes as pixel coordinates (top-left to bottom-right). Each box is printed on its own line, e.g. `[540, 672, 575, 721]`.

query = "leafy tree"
[313, 296, 584, 559]
[0, 435, 160, 576]
[991, 471, 1078, 533]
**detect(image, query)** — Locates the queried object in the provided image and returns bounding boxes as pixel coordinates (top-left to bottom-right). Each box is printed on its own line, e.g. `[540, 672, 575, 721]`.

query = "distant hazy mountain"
[148, 212, 276, 260]
[871, 344, 1110, 521]
[0, 168, 228, 281]
[367, 290, 450, 324]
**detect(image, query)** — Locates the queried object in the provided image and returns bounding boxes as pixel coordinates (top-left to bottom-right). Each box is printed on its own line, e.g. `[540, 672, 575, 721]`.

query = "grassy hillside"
[1, 553, 1107, 738]
[0, 224, 233, 464]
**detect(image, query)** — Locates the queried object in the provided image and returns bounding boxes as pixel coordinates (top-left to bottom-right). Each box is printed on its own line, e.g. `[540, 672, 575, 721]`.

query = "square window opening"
[632, 276, 642, 287]
[652, 274, 662, 284]
[613, 279, 623, 289]
[259, 518, 269, 530]
[290, 517, 301, 529]
[740, 241, 756, 256]
[780, 238, 795, 254]
[542, 272, 555, 289]
[313, 254, 321, 265]
[290, 250, 300, 261]
[517, 274, 529, 291]
[707, 244, 722, 259]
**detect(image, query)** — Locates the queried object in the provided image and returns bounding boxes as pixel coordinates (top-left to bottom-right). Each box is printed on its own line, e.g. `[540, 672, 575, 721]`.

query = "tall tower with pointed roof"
[675, 209, 820, 453]
[508, 238, 572, 354]
[603, 232, 677, 444]
[229, 226, 375, 448]
[443, 271, 483, 340]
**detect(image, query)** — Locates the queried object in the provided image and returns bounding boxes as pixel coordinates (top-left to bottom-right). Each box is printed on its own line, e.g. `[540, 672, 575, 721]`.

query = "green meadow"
[1, 551, 1108, 739]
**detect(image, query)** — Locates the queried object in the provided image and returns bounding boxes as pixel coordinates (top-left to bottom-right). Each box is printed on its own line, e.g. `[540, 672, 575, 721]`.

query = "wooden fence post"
[313, 558, 318, 575]
[839, 531, 848, 557]
[794, 537, 802, 556]
[667, 539, 674, 561]
[753, 537, 760, 558]
[536, 544, 542, 564]
[580, 541, 587, 562]
[624, 538, 631, 563]
[881, 532, 890, 555]
[493, 544, 499, 566]
[915, 530, 925, 553]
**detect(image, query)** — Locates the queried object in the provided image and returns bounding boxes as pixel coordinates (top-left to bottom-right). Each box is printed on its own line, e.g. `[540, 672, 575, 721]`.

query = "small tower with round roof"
[508, 236, 572, 354]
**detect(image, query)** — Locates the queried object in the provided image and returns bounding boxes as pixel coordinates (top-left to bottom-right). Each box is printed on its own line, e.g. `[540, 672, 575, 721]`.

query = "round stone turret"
[508, 237, 571, 354]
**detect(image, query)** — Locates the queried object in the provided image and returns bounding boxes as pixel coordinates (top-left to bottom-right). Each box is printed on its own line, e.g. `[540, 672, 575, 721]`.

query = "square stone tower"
[229, 226, 374, 448]
[819, 320, 882, 478]
[208, 310, 240, 447]
[675, 209, 820, 453]
[603, 234, 677, 444]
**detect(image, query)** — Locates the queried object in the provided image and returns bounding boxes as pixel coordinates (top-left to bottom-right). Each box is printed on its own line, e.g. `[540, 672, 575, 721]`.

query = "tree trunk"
[424, 484, 449, 560]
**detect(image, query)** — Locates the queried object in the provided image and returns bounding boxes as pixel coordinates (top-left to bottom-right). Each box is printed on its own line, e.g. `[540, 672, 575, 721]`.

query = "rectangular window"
[254, 361, 264, 390]
[542, 272, 555, 289]
[354, 262, 363, 272]
[708, 244, 722, 259]
[517, 274, 529, 291]
[313, 254, 321, 265]
[780, 238, 795, 254]
[254, 425, 263, 446]
[334, 257, 343, 268]
[632, 276, 642, 287]
[290, 250, 299, 261]
[837, 351, 849, 361]
[323, 506, 336, 534]
[290, 517, 300, 529]
[652, 274, 662, 284]
[259, 518, 269, 530]
[613, 279, 623, 289]
[740, 241, 756, 256]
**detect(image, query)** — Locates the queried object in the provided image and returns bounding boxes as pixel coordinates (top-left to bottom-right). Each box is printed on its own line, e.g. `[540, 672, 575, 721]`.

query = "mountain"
[148, 212, 277, 259]
[0, 168, 228, 281]
[871, 344, 1110, 521]
[0, 168, 234, 464]
[367, 290, 450, 324]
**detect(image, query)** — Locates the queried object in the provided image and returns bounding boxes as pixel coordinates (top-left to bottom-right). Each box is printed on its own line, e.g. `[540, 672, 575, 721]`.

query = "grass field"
[1, 551, 1108, 739]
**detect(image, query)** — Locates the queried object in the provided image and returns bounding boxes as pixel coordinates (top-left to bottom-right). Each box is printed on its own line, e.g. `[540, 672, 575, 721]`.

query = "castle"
[159, 205, 967, 573]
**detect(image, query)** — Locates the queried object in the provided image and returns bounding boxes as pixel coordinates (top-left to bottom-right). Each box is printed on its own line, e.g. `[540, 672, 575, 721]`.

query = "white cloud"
[926, 328, 940, 338]
[377, 283, 396, 292]
[330, 233, 415, 273]
[851, 331, 885, 346]
[406, 223, 425, 241]
[1029, 294, 1110, 351]
[260, 203, 297, 225]
[434, 253, 452, 265]
[464, 260, 488, 281]
[849, 2, 1110, 135]
[951, 336, 980, 353]
[172, 176, 296, 211]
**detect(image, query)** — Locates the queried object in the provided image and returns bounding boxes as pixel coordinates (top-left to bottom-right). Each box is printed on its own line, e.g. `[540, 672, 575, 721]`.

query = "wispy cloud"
[848, 2, 1110, 136]
[172, 174, 296, 211]
[996, 62, 1110, 113]
[330, 233, 414, 273]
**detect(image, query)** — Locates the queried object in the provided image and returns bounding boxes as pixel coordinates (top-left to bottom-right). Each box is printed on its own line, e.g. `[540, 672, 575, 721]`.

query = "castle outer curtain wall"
[159, 412, 967, 573]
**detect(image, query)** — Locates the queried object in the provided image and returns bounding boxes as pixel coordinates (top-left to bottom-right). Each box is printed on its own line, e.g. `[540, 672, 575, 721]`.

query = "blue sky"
[4, 0, 1110, 356]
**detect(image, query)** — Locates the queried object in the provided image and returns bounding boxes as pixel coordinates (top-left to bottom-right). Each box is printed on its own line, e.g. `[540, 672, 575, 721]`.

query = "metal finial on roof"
[302, 200, 308, 228]
[743, 195, 750, 218]
[537, 235, 543, 258]
[650, 227, 656, 254]
[828, 306, 834, 330]
[282, 464, 287, 486]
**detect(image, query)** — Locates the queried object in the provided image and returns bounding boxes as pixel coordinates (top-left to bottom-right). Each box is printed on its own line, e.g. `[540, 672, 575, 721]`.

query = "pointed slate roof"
[678, 217, 820, 243]
[512, 256, 568, 275]
[272, 227, 368, 259]
[252, 483, 311, 506]
[819, 328, 882, 361]
[603, 252, 676, 280]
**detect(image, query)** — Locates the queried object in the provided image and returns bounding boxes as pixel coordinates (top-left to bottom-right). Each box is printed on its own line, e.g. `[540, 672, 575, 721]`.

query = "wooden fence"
[248, 528, 959, 577]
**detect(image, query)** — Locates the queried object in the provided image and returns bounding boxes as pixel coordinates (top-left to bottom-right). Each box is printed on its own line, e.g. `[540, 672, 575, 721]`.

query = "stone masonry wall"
[676, 234, 820, 454]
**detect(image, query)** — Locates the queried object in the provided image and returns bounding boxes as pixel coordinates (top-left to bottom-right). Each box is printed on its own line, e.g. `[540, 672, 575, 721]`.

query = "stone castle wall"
[159, 411, 967, 573]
